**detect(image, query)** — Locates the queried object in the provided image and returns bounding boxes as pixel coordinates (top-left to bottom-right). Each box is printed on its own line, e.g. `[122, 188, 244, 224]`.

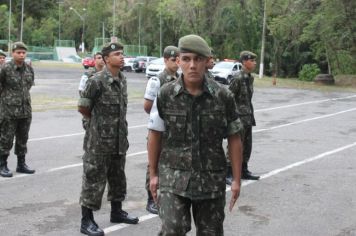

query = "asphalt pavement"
[0, 64, 355, 236]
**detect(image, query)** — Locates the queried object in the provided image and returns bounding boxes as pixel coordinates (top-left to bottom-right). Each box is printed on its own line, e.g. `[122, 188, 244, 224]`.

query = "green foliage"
[298, 64, 321, 81]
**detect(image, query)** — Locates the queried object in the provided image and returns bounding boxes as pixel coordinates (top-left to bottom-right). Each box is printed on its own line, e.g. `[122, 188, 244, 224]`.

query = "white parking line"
[103, 141, 356, 234]
[27, 95, 356, 142]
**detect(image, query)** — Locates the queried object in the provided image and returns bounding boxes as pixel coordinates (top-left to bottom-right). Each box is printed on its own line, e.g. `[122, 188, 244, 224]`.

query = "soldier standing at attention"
[148, 35, 244, 235]
[228, 51, 260, 180]
[0, 42, 35, 178]
[78, 42, 139, 236]
[143, 45, 179, 214]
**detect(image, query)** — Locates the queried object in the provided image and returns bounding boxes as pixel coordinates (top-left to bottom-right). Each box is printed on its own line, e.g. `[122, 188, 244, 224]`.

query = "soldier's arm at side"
[77, 79, 99, 118]
[143, 99, 154, 114]
[227, 134, 243, 211]
[143, 77, 160, 114]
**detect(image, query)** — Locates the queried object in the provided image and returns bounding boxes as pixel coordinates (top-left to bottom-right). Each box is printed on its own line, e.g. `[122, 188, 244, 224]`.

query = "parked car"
[132, 56, 158, 73]
[5, 56, 32, 66]
[145, 57, 165, 78]
[122, 57, 135, 72]
[82, 57, 95, 69]
[211, 61, 242, 84]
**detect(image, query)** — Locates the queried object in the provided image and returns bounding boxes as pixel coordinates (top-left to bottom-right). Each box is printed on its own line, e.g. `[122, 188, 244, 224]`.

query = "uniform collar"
[173, 74, 215, 97]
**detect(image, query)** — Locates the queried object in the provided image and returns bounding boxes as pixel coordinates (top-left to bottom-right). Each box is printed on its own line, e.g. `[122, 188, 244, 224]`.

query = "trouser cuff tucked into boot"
[110, 201, 139, 224]
[80, 206, 104, 236]
[16, 155, 35, 174]
[0, 155, 13, 177]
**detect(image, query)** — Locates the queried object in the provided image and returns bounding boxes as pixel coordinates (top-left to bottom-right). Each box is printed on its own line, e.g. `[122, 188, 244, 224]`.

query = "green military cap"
[163, 46, 179, 58]
[178, 34, 211, 58]
[101, 42, 124, 57]
[240, 51, 257, 61]
[12, 42, 28, 51]
[0, 50, 6, 57]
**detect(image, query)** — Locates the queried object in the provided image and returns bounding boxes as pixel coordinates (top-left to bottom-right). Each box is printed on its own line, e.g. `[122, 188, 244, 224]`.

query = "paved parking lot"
[0, 65, 355, 236]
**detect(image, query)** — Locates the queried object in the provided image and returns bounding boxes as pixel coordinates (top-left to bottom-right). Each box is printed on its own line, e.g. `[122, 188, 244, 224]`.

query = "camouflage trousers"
[0, 118, 31, 157]
[158, 192, 225, 236]
[226, 125, 252, 166]
[80, 152, 127, 211]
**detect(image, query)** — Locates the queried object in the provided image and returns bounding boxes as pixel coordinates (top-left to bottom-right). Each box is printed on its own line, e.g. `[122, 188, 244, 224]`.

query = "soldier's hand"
[229, 180, 241, 212]
[78, 106, 91, 118]
[149, 176, 159, 203]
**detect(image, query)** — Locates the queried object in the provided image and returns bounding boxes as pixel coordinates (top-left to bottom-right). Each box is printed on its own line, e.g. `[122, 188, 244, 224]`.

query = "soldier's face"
[94, 54, 105, 67]
[12, 49, 27, 63]
[0, 55, 5, 65]
[243, 59, 256, 72]
[105, 50, 124, 68]
[177, 52, 208, 82]
[164, 56, 179, 73]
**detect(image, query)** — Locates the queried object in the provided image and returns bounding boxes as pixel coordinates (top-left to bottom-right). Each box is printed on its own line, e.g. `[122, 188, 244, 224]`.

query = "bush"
[298, 64, 321, 81]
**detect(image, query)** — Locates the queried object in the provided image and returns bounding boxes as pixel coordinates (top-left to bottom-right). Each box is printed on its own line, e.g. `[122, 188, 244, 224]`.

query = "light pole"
[135, 2, 143, 55]
[159, 0, 162, 57]
[259, 0, 267, 79]
[70, 7, 86, 53]
[20, 0, 24, 41]
[8, 0, 12, 53]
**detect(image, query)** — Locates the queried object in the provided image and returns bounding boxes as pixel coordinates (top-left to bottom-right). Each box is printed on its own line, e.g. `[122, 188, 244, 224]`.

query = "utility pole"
[8, 0, 12, 53]
[20, 0, 24, 41]
[159, 0, 162, 57]
[113, 0, 116, 37]
[259, 0, 267, 79]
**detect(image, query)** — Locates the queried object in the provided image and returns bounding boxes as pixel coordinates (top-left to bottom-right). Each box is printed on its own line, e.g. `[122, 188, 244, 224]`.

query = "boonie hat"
[163, 46, 179, 58]
[178, 34, 211, 58]
[12, 42, 28, 51]
[240, 51, 257, 61]
[101, 42, 124, 57]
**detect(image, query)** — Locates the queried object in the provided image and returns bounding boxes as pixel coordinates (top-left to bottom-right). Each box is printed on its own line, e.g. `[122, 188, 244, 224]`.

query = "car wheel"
[84, 66, 89, 69]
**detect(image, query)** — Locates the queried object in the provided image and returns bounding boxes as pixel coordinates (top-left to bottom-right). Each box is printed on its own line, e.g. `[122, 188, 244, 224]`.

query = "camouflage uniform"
[155, 75, 243, 235]
[229, 70, 256, 164]
[0, 60, 34, 158]
[144, 68, 179, 193]
[78, 66, 129, 210]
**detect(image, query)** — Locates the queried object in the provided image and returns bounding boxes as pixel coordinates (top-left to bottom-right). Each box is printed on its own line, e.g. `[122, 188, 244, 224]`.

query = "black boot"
[0, 155, 13, 178]
[110, 201, 139, 224]
[16, 155, 35, 174]
[226, 166, 233, 185]
[241, 163, 260, 180]
[80, 206, 104, 236]
[146, 191, 158, 214]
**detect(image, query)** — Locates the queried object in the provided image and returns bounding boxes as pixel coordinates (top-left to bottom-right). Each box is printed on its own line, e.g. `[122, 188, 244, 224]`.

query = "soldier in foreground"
[0, 42, 35, 178]
[143, 45, 179, 214]
[148, 34, 244, 235]
[78, 42, 139, 236]
[228, 51, 260, 180]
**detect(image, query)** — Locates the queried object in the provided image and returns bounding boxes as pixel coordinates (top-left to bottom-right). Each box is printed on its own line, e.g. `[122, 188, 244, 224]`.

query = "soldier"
[0, 42, 35, 178]
[0, 50, 6, 68]
[143, 45, 179, 214]
[78, 42, 139, 236]
[148, 34, 244, 235]
[228, 51, 260, 180]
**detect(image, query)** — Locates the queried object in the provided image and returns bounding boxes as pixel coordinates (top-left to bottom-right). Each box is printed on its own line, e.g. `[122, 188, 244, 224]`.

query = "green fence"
[55, 40, 75, 47]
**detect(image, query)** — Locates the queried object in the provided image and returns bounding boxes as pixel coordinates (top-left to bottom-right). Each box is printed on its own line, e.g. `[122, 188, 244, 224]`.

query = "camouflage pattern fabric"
[0, 60, 34, 157]
[0, 118, 31, 156]
[80, 152, 127, 210]
[158, 192, 225, 236]
[78, 67, 129, 155]
[228, 70, 256, 127]
[156, 75, 243, 199]
[205, 70, 215, 81]
[78, 67, 129, 210]
[145, 68, 179, 192]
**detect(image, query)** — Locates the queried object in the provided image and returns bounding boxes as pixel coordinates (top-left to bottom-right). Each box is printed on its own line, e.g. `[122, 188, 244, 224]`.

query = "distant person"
[205, 53, 215, 80]
[78, 42, 139, 236]
[228, 51, 260, 180]
[0, 42, 35, 178]
[0, 50, 6, 69]
[148, 34, 244, 235]
[143, 46, 179, 214]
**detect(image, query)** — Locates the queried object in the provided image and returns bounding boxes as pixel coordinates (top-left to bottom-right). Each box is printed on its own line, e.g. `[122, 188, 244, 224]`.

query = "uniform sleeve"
[148, 97, 165, 132]
[144, 77, 161, 101]
[78, 75, 89, 92]
[225, 91, 244, 136]
[78, 79, 99, 108]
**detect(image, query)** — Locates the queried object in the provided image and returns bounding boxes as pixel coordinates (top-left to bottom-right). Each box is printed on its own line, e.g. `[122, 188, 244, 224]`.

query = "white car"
[123, 57, 135, 72]
[145, 57, 165, 78]
[211, 61, 242, 84]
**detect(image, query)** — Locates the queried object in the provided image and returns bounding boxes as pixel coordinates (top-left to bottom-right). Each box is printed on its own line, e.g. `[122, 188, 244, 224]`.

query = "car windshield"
[214, 62, 233, 69]
[150, 58, 164, 65]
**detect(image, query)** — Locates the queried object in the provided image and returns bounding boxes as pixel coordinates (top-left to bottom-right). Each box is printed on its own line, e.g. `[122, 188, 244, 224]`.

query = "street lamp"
[136, 3, 143, 55]
[70, 7, 86, 53]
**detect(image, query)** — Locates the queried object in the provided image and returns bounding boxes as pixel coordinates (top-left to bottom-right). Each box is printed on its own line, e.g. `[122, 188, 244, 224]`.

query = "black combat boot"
[110, 201, 139, 224]
[226, 166, 233, 185]
[146, 191, 158, 214]
[80, 206, 104, 236]
[0, 155, 13, 178]
[241, 162, 260, 180]
[16, 155, 35, 174]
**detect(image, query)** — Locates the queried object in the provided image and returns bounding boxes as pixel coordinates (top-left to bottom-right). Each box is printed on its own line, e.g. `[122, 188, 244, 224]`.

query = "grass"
[255, 75, 356, 93]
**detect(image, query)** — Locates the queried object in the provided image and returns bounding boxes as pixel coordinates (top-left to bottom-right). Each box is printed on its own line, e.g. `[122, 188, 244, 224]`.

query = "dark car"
[132, 56, 158, 73]
[82, 57, 95, 69]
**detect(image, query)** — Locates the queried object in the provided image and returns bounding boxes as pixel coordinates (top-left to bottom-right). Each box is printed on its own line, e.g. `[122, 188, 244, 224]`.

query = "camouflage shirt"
[78, 67, 128, 155]
[156, 75, 243, 200]
[228, 70, 256, 126]
[158, 68, 179, 86]
[0, 60, 34, 119]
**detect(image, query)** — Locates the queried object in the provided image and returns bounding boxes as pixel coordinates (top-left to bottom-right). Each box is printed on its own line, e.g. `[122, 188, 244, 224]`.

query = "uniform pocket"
[164, 110, 187, 143]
